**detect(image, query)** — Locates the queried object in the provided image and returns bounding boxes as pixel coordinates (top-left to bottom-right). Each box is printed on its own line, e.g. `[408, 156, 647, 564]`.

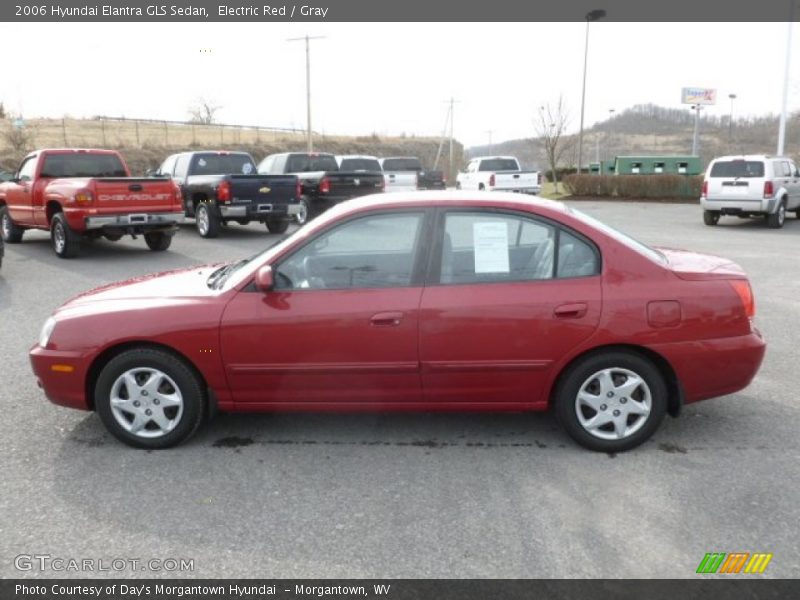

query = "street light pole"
[728, 93, 737, 152]
[288, 34, 326, 153]
[691, 104, 702, 156]
[577, 9, 606, 174]
[777, 6, 794, 156]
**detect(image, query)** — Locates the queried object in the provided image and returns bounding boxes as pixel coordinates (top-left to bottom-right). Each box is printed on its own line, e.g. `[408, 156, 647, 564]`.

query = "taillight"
[729, 280, 755, 319]
[489, 173, 495, 187]
[702, 180, 708, 197]
[319, 177, 330, 194]
[217, 180, 231, 203]
[763, 181, 774, 199]
[173, 183, 182, 203]
[74, 189, 93, 203]
[295, 179, 302, 199]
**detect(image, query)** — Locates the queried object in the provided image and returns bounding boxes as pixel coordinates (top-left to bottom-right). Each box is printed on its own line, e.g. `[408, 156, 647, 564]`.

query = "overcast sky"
[1, 22, 798, 147]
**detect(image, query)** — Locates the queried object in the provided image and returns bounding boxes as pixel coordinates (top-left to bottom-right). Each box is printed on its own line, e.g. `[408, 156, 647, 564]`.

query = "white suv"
[700, 155, 800, 228]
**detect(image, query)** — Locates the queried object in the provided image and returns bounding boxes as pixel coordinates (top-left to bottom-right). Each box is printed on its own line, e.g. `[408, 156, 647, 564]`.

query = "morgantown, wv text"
[16, 583, 392, 598]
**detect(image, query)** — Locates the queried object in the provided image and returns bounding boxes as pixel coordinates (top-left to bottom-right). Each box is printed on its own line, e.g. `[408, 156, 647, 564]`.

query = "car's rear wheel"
[1, 206, 24, 243]
[703, 210, 720, 226]
[195, 202, 220, 238]
[95, 348, 206, 449]
[555, 351, 667, 452]
[144, 231, 172, 251]
[50, 213, 81, 258]
[265, 218, 290, 234]
[766, 200, 786, 228]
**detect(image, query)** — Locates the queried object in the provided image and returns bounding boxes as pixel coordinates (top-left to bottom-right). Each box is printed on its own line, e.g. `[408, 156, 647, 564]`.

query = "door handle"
[554, 303, 588, 319]
[370, 311, 404, 327]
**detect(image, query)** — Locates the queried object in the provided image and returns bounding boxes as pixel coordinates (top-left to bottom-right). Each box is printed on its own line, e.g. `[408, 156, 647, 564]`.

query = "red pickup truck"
[0, 149, 184, 258]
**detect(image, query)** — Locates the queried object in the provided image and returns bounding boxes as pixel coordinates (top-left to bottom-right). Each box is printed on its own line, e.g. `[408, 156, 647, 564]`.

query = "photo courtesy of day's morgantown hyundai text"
[29, 192, 765, 452]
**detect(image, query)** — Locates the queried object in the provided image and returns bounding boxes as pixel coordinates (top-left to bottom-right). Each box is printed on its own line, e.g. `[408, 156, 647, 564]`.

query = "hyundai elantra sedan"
[30, 192, 766, 451]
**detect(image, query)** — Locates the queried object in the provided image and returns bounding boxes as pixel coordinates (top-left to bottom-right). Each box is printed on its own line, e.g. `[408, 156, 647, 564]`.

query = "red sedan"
[30, 193, 766, 451]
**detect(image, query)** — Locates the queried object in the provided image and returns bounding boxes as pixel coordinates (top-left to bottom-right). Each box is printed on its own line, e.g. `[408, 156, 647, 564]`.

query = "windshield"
[382, 158, 422, 171]
[190, 153, 256, 176]
[568, 207, 666, 264]
[287, 154, 339, 172]
[40, 153, 127, 178]
[709, 160, 764, 178]
[339, 158, 382, 171]
[479, 158, 519, 171]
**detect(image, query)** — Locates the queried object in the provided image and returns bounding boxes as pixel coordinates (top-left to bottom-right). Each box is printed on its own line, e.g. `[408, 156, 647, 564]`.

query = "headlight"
[39, 316, 57, 348]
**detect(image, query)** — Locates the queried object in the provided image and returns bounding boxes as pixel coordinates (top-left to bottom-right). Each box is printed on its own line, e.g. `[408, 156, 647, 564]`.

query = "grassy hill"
[468, 104, 800, 171]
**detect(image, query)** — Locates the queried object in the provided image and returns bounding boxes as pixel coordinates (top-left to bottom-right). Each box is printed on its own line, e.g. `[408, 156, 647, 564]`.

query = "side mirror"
[255, 265, 274, 292]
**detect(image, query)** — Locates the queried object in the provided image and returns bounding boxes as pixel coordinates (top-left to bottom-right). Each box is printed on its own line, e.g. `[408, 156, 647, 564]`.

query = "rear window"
[709, 160, 764, 178]
[40, 154, 127, 178]
[190, 153, 256, 176]
[479, 158, 519, 172]
[339, 158, 382, 172]
[382, 158, 422, 171]
[287, 154, 339, 173]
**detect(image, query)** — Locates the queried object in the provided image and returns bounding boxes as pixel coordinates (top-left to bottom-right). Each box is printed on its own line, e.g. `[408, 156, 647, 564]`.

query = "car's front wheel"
[95, 348, 206, 449]
[703, 210, 720, 226]
[555, 351, 667, 452]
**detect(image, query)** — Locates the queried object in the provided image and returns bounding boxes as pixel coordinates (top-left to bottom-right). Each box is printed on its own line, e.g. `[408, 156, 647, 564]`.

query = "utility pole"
[445, 97, 460, 184]
[728, 93, 737, 152]
[486, 129, 493, 154]
[288, 34, 325, 153]
[691, 104, 702, 156]
[577, 9, 606, 174]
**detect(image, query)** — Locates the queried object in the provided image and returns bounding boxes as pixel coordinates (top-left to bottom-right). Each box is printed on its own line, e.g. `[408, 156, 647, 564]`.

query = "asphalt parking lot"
[1, 201, 799, 579]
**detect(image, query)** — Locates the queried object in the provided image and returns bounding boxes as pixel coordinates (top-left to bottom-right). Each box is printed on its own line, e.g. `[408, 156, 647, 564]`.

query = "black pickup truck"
[380, 156, 447, 190]
[256, 152, 384, 224]
[152, 151, 301, 237]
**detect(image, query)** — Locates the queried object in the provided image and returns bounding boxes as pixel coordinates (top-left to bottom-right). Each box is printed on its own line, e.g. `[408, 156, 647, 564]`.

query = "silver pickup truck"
[456, 156, 541, 195]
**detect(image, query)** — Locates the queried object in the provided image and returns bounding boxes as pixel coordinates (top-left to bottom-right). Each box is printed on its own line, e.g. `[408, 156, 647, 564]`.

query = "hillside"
[0, 117, 464, 180]
[468, 104, 800, 170]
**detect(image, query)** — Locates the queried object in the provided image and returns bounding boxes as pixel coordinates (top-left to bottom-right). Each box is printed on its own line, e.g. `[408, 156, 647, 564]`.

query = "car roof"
[337, 154, 379, 161]
[335, 190, 569, 215]
[710, 154, 791, 162]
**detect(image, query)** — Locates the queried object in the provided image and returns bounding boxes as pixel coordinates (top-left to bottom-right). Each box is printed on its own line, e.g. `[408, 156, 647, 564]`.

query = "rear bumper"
[701, 197, 772, 213]
[84, 211, 184, 230]
[648, 329, 766, 404]
[30, 344, 92, 411]
[491, 187, 541, 195]
[219, 202, 302, 220]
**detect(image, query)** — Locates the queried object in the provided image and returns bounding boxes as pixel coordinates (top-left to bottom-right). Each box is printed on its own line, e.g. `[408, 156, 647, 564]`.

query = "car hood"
[656, 247, 746, 280]
[60, 265, 224, 310]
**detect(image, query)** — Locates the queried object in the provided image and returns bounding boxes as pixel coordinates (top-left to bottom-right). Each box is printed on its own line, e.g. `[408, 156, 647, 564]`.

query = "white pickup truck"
[456, 156, 541, 195]
[378, 157, 419, 192]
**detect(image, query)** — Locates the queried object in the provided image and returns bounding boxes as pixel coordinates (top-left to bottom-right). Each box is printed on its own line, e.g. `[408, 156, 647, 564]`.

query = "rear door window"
[709, 161, 764, 178]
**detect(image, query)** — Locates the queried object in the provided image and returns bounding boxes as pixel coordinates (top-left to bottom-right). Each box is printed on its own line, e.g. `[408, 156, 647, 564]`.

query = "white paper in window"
[473, 222, 509, 273]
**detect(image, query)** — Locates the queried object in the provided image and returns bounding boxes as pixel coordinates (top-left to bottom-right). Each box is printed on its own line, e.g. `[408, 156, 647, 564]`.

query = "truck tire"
[294, 198, 310, 225]
[702, 210, 720, 226]
[144, 231, 173, 251]
[766, 199, 786, 229]
[51, 213, 81, 258]
[195, 202, 220, 238]
[265, 218, 290, 234]
[1, 206, 24, 243]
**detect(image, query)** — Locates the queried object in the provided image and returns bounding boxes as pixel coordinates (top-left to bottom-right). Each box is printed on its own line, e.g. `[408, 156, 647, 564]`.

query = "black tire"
[554, 351, 668, 452]
[294, 197, 311, 225]
[766, 200, 786, 229]
[144, 231, 172, 251]
[1, 206, 24, 243]
[478, 183, 485, 191]
[50, 212, 81, 258]
[195, 202, 220, 238]
[455, 182, 462, 190]
[702, 210, 720, 226]
[265, 218, 290, 234]
[104, 233, 123, 242]
[95, 347, 206, 449]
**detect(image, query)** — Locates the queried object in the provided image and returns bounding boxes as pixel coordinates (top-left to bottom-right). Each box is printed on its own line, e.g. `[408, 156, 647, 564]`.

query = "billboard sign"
[682, 87, 717, 105]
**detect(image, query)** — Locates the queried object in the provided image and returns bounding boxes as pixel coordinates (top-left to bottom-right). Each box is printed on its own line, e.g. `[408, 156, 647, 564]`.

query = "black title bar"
[3, 0, 800, 22]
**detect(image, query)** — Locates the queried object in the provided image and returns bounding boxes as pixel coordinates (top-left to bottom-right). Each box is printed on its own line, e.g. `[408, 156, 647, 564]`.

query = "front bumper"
[30, 344, 92, 411]
[84, 212, 184, 230]
[648, 329, 766, 404]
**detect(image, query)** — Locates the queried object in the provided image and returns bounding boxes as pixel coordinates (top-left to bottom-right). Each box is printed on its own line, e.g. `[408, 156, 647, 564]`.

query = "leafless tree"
[1, 117, 36, 156]
[188, 97, 222, 124]
[535, 96, 574, 194]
